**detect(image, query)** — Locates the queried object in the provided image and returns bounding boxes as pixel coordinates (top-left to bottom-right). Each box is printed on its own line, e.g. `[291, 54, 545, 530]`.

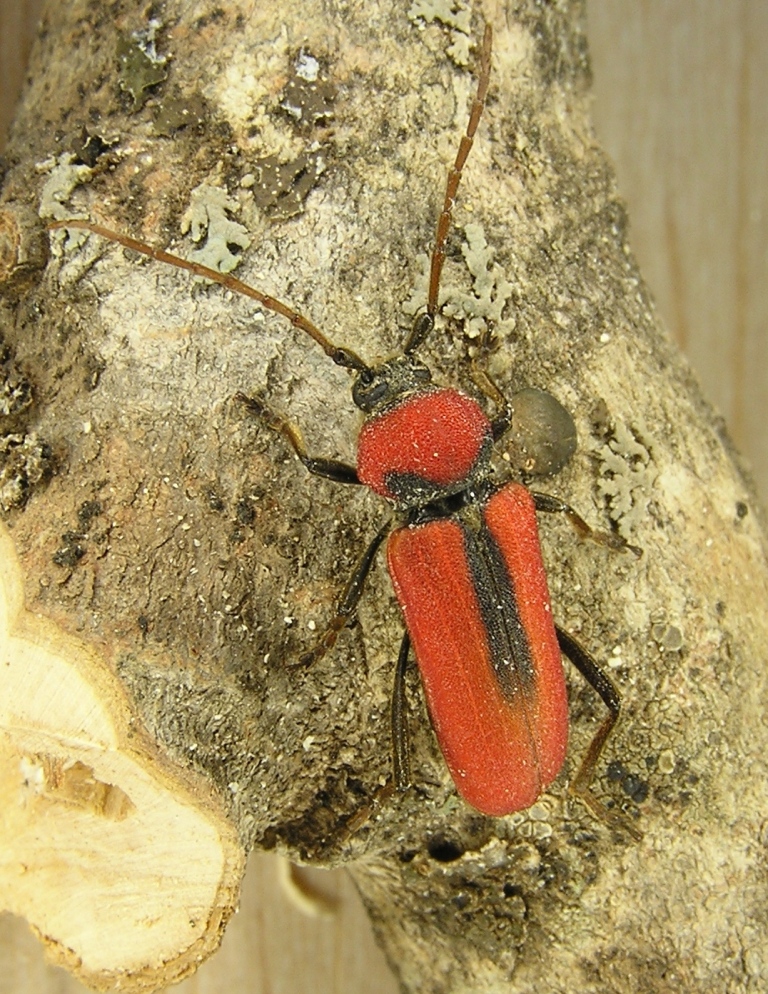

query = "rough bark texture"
[1, 0, 767, 992]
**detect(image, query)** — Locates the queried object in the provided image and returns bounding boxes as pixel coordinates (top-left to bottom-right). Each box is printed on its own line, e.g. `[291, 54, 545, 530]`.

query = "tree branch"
[1, 1, 767, 991]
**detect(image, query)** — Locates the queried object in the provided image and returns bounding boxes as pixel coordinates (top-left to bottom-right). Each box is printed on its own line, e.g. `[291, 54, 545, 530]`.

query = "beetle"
[50, 24, 641, 835]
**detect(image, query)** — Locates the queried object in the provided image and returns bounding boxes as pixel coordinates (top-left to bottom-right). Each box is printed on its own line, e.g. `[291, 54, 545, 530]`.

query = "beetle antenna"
[407, 22, 492, 356]
[47, 218, 372, 376]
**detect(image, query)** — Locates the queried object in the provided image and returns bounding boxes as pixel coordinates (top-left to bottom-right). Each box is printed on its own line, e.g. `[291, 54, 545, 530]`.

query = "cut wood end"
[0, 520, 246, 992]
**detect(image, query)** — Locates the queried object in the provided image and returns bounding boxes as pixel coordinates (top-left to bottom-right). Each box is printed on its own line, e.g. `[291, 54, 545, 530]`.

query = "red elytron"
[388, 481, 569, 816]
[49, 24, 641, 834]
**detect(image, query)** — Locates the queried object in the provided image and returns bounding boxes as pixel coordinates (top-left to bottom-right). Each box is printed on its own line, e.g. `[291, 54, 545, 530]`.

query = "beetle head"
[352, 354, 433, 414]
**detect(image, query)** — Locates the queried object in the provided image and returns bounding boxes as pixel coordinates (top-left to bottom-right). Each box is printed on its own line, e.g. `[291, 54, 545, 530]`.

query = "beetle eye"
[353, 374, 389, 412]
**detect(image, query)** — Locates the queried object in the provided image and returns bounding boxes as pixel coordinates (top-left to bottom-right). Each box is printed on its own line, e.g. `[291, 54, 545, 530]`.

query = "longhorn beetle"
[50, 24, 642, 837]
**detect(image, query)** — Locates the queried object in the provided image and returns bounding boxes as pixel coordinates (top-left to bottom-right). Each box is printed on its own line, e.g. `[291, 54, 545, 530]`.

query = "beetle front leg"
[533, 491, 642, 557]
[556, 626, 642, 841]
[469, 364, 513, 440]
[235, 392, 360, 484]
[298, 520, 391, 666]
[237, 391, 388, 664]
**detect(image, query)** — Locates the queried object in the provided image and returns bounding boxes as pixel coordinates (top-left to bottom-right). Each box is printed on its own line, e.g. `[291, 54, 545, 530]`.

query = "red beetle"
[50, 25, 641, 834]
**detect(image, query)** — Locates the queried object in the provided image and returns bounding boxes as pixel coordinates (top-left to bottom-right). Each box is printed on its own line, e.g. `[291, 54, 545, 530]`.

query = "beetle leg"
[391, 632, 412, 792]
[556, 626, 642, 841]
[235, 392, 360, 484]
[469, 364, 513, 440]
[532, 491, 642, 557]
[298, 520, 392, 666]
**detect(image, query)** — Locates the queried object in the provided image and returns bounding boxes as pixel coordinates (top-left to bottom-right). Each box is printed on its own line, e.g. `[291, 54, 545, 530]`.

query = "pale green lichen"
[37, 154, 94, 251]
[180, 184, 251, 274]
[408, 0, 473, 66]
[402, 222, 514, 339]
[37, 155, 92, 220]
[595, 420, 657, 540]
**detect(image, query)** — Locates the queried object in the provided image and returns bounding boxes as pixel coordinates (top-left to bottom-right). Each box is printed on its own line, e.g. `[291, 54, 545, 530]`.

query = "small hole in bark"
[427, 836, 464, 862]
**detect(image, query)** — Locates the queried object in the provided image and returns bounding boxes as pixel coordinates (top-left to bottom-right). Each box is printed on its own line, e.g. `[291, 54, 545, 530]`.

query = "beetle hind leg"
[339, 632, 411, 837]
[533, 491, 642, 558]
[391, 632, 412, 792]
[556, 626, 643, 841]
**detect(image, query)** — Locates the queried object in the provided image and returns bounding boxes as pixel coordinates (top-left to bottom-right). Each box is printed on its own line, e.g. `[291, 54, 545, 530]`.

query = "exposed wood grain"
[0, 856, 398, 994]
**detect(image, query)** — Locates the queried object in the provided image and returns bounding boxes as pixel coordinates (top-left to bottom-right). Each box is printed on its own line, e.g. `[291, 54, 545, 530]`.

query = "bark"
[1, 1, 767, 992]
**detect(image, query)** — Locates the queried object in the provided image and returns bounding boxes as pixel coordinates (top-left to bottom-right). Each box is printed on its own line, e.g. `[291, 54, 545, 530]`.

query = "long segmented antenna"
[46, 218, 371, 376]
[49, 24, 492, 368]
[403, 23, 493, 356]
[427, 23, 492, 319]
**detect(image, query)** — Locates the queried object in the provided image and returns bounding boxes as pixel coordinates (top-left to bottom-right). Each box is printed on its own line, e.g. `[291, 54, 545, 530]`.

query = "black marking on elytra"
[463, 519, 537, 703]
